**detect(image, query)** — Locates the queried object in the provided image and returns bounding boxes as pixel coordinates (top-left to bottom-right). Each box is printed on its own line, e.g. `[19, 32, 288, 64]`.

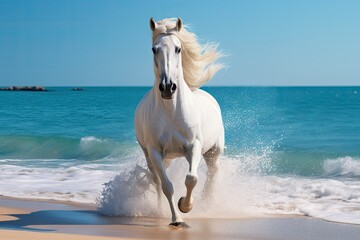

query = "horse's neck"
[153, 77, 195, 121]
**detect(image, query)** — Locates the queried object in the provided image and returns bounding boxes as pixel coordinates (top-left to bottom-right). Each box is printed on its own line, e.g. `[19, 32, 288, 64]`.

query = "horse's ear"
[150, 17, 157, 31]
[176, 18, 182, 32]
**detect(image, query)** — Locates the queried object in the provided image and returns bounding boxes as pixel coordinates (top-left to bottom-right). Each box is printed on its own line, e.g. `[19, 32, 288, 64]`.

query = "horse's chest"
[160, 129, 187, 146]
[156, 122, 197, 155]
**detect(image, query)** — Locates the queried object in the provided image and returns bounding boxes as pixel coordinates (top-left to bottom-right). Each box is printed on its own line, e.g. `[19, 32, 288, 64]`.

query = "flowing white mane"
[152, 18, 223, 90]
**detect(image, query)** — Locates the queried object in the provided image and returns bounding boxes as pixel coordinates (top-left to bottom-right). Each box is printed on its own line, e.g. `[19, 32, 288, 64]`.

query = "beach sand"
[0, 197, 359, 240]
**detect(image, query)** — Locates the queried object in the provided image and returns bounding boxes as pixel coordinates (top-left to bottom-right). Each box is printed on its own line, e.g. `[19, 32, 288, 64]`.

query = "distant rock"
[0, 86, 47, 91]
[72, 88, 84, 91]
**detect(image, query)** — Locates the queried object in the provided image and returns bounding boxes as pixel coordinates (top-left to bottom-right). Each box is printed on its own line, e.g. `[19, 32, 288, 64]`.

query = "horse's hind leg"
[178, 140, 202, 213]
[203, 144, 221, 200]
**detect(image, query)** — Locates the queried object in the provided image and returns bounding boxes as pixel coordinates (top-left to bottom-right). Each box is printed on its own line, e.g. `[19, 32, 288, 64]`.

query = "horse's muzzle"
[159, 81, 177, 99]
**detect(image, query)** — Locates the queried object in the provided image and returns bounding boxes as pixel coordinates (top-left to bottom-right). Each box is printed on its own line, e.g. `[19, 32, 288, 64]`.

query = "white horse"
[135, 18, 224, 227]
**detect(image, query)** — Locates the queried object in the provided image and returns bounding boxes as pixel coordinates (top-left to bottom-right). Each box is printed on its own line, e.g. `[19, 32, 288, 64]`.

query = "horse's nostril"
[159, 84, 165, 92]
[171, 83, 177, 91]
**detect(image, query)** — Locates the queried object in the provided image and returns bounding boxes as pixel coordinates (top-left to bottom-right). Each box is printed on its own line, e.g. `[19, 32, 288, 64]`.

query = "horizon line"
[1, 85, 359, 88]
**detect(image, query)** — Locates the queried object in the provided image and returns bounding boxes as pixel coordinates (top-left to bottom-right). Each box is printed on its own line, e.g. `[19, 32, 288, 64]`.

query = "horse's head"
[150, 18, 183, 100]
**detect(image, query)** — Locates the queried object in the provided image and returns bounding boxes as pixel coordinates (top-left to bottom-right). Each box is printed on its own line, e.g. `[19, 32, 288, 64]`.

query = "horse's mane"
[152, 18, 223, 90]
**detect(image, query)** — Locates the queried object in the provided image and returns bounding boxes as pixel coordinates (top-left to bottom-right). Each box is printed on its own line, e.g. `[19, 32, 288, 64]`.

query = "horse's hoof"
[178, 197, 193, 213]
[169, 221, 190, 228]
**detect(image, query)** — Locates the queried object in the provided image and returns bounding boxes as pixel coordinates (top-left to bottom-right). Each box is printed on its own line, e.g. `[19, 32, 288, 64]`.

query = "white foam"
[323, 156, 360, 178]
[256, 176, 360, 224]
[80, 136, 105, 143]
[98, 155, 360, 225]
[97, 153, 275, 218]
[2, 154, 360, 225]
[0, 163, 115, 203]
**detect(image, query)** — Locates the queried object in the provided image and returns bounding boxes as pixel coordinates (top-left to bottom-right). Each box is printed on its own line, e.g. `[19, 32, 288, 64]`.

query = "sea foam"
[97, 154, 360, 225]
[0, 163, 115, 203]
[323, 156, 360, 178]
[1, 153, 360, 225]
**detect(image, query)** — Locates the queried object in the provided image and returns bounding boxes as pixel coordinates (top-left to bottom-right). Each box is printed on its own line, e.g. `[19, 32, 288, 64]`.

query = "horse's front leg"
[139, 145, 163, 212]
[144, 156, 162, 212]
[178, 140, 201, 213]
[148, 148, 185, 226]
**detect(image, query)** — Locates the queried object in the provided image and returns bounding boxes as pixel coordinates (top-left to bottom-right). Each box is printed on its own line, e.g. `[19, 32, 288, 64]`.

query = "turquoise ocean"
[0, 87, 359, 224]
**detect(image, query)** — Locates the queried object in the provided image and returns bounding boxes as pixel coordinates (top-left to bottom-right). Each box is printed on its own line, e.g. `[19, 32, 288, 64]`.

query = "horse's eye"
[175, 47, 181, 54]
[152, 47, 157, 54]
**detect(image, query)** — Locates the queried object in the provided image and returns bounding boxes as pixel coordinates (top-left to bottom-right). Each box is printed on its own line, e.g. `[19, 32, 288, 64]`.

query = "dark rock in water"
[0, 86, 47, 91]
[72, 88, 84, 91]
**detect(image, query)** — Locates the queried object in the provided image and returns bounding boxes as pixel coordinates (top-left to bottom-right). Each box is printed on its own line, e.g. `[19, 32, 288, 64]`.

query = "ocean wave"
[258, 176, 360, 224]
[1, 151, 360, 225]
[97, 154, 360, 225]
[81, 136, 105, 143]
[323, 156, 360, 178]
[0, 164, 115, 203]
[0, 135, 127, 160]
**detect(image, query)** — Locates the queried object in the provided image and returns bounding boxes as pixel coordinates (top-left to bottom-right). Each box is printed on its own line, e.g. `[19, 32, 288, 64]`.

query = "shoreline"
[1, 197, 360, 240]
[0, 195, 97, 209]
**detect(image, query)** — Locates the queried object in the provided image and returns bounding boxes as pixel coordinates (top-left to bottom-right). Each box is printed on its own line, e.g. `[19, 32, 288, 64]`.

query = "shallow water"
[1, 87, 359, 224]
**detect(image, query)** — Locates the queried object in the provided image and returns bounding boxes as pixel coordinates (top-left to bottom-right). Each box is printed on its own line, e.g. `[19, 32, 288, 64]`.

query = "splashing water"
[97, 152, 360, 224]
[98, 148, 280, 219]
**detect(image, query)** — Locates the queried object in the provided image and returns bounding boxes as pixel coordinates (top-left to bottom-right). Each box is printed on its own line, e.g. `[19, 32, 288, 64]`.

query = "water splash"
[97, 150, 274, 219]
[323, 156, 360, 178]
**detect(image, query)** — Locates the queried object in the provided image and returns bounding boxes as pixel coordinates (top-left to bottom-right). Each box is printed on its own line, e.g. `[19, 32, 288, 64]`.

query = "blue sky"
[0, 0, 359, 86]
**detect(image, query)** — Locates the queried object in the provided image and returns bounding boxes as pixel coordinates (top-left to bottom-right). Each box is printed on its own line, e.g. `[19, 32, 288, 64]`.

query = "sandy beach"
[0, 197, 359, 240]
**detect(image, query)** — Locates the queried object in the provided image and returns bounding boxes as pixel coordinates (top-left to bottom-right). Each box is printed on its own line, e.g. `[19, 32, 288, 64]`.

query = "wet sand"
[0, 197, 359, 240]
